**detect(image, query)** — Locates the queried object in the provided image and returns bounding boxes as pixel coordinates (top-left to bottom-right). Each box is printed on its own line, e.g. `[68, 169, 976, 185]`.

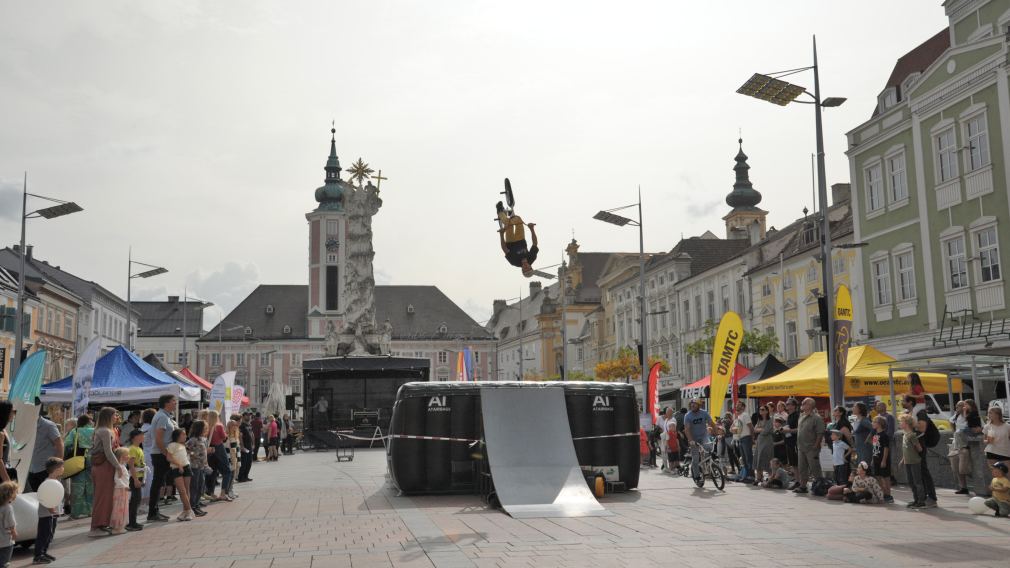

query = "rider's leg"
[690, 444, 702, 479]
[504, 215, 526, 243]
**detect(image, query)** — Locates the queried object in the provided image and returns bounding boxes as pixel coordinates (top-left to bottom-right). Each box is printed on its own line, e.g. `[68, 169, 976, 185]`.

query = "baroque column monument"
[306, 127, 392, 356]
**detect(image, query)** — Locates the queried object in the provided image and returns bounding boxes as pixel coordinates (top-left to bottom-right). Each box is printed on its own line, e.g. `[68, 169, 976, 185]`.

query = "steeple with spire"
[722, 138, 767, 243]
[314, 126, 348, 211]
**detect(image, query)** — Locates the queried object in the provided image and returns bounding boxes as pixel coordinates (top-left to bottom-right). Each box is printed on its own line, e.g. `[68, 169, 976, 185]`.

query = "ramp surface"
[481, 386, 610, 518]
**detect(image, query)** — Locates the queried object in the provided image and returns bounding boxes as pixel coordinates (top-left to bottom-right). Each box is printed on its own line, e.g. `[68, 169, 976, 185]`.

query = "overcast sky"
[0, 1, 950, 327]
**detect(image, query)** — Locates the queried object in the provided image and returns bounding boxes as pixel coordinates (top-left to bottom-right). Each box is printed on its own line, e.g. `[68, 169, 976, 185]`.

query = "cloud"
[374, 268, 392, 285]
[0, 181, 20, 221]
[686, 200, 722, 217]
[462, 298, 492, 325]
[184, 262, 260, 318]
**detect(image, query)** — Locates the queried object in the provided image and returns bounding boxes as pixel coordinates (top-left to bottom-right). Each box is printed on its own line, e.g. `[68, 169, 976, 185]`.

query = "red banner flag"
[647, 362, 662, 425]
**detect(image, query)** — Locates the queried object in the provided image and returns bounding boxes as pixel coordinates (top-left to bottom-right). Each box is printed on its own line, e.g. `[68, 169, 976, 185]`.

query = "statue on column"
[335, 159, 385, 356]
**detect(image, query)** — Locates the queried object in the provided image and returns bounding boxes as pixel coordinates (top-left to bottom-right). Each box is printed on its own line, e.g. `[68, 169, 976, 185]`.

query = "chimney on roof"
[25, 245, 32, 261]
[492, 299, 507, 316]
[168, 295, 180, 303]
[529, 281, 542, 297]
[831, 183, 851, 205]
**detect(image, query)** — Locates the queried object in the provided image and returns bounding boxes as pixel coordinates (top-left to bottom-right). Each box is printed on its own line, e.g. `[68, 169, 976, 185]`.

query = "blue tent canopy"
[40, 346, 201, 404]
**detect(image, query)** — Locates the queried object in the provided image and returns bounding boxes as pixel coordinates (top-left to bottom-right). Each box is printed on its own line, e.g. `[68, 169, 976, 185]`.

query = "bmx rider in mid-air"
[496, 178, 539, 277]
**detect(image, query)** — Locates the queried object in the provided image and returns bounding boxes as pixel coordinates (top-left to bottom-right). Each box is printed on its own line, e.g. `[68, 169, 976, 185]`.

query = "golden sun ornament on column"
[347, 158, 374, 187]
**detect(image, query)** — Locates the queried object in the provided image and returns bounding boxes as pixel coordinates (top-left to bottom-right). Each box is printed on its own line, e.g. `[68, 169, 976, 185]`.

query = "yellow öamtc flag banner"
[831, 285, 854, 405]
[709, 311, 744, 422]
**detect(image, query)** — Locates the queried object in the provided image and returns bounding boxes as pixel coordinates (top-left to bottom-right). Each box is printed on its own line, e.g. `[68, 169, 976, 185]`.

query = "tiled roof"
[668, 237, 751, 280]
[574, 252, 625, 304]
[200, 284, 491, 342]
[874, 27, 950, 116]
[0, 247, 123, 309]
[134, 300, 209, 337]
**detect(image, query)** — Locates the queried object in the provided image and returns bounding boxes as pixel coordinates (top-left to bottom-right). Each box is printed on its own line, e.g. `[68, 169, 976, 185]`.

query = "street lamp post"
[737, 36, 847, 408]
[126, 249, 168, 351]
[594, 188, 648, 409]
[11, 173, 83, 379]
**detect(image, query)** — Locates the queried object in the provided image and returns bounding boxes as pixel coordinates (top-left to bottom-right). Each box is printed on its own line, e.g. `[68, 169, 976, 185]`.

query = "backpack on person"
[810, 477, 834, 497]
[921, 408, 941, 444]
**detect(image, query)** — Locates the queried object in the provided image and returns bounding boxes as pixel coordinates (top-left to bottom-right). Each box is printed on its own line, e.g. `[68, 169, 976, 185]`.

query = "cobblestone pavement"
[16, 449, 1009, 567]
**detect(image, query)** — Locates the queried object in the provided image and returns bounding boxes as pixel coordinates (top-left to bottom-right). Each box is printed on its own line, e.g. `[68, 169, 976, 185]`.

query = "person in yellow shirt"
[126, 430, 146, 531]
[984, 461, 1010, 517]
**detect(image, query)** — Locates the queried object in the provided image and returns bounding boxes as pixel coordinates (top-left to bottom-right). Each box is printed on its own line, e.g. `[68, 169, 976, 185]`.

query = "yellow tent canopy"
[747, 345, 960, 398]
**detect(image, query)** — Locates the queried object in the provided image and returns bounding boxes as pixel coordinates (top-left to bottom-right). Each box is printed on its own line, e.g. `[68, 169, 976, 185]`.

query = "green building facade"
[847, 0, 1010, 355]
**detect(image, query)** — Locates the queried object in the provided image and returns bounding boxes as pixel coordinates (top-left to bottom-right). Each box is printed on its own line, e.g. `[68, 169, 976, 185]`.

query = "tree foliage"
[684, 319, 779, 358]
[594, 346, 671, 382]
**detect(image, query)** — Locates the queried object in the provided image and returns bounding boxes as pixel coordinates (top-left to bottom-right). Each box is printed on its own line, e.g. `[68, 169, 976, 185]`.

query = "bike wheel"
[710, 463, 726, 491]
[693, 468, 705, 488]
[503, 178, 515, 207]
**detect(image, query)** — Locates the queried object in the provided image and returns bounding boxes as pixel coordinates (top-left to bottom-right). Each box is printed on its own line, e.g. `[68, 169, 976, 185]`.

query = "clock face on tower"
[325, 237, 340, 252]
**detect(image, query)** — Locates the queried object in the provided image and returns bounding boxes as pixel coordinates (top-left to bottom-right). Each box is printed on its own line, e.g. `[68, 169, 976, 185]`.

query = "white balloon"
[37, 479, 64, 509]
[968, 496, 989, 514]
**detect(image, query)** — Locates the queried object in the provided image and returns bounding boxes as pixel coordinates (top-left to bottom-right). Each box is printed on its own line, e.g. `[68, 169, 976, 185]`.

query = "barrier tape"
[388, 434, 480, 443]
[571, 432, 640, 441]
[333, 432, 639, 443]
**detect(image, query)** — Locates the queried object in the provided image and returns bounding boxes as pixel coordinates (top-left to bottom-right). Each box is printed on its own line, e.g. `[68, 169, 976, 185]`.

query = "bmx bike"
[681, 442, 726, 490]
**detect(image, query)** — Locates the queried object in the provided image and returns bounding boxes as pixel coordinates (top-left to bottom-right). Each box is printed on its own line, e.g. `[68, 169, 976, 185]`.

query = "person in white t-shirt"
[656, 408, 674, 470]
[984, 406, 1010, 469]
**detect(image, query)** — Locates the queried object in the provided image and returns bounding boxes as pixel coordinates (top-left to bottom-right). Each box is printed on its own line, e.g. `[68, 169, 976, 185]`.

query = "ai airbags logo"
[427, 396, 450, 412]
[592, 396, 613, 411]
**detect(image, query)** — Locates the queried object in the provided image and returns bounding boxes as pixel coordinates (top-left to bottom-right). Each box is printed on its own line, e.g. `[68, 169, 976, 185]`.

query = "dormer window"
[282, 325, 292, 335]
[438, 323, 448, 334]
[406, 304, 415, 314]
[265, 304, 274, 315]
[244, 327, 253, 336]
[901, 73, 920, 95]
[878, 87, 898, 111]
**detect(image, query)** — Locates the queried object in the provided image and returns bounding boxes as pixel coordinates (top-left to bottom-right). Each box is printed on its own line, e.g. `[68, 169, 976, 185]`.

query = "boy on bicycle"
[683, 398, 716, 482]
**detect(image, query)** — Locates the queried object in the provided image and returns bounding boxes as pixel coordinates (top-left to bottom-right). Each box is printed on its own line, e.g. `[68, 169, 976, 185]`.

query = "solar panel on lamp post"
[12, 176, 84, 380]
[126, 251, 168, 351]
[737, 36, 846, 409]
[594, 190, 648, 412]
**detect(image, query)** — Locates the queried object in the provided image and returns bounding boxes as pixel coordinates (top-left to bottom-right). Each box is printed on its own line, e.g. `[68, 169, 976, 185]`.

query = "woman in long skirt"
[89, 407, 120, 536]
[68, 415, 96, 518]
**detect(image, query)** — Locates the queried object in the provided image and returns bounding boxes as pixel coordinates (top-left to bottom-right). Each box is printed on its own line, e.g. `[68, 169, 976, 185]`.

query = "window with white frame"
[736, 280, 746, 314]
[762, 280, 771, 297]
[706, 291, 715, 320]
[720, 285, 730, 313]
[437, 351, 448, 364]
[895, 250, 916, 302]
[865, 163, 884, 211]
[291, 352, 301, 365]
[236, 353, 246, 366]
[833, 255, 846, 274]
[965, 113, 990, 172]
[694, 295, 702, 326]
[179, 352, 188, 365]
[944, 236, 969, 289]
[259, 377, 270, 400]
[806, 264, 818, 283]
[785, 321, 798, 360]
[682, 300, 691, 329]
[783, 272, 793, 290]
[975, 226, 1001, 282]
[871, 257, 892, 306]
[291, 377, 302, 395]
[259, 352, 272, 366]
[887, 151, 907, 202]
[936, 128, 959, 182]
[211, 353, 221, 367]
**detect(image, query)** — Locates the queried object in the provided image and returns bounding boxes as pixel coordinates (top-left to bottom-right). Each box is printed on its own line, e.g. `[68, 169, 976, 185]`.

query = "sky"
[0, 1, 951, 327]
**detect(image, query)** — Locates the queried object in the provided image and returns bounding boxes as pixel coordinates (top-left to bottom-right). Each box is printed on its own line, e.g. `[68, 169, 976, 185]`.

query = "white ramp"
[481, 386, 610, 518]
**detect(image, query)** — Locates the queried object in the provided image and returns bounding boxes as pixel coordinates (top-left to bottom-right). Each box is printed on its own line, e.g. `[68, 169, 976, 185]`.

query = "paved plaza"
[15, 449, 1010, 568]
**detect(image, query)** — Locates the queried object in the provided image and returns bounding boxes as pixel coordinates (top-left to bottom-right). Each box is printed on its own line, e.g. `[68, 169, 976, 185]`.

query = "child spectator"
[830, 429, 851, 485]
[772, 417, 787, 465]
[33, 457, 64, 564]
[899, 414, 925, 509]
[185, 420, 210, 517]
[870, 416, 893, 503]
[984, 461, 1010, 517]
[126, 430, 145, 531]
[109, 447, 131, 535]
[167, 429, 194, 521]
[0, 481, 18, 568]
[762, 458, 790, 489]
[844, 462, 884, 504]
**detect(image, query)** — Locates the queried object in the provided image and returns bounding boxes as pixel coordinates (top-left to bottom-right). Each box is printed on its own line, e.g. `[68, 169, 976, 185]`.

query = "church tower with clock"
[306, 127, 352, 340]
